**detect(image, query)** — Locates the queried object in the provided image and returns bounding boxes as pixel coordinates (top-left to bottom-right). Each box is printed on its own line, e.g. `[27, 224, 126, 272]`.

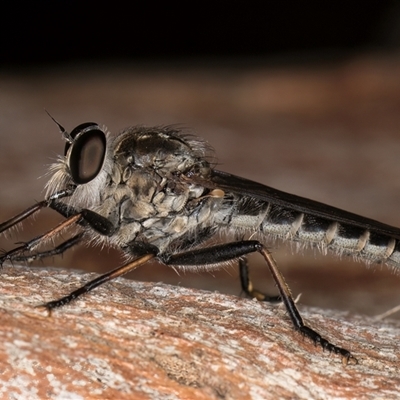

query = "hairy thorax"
[59, 126, 224, 255]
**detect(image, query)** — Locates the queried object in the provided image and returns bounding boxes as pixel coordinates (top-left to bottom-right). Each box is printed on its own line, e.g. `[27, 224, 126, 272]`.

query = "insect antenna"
[44, 109, 73, 143]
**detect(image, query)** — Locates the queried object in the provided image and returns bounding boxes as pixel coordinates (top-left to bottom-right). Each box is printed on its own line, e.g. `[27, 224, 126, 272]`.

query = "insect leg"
[79, 209, 116, 236]
[42, 252, 156, 311]
[165, 240, 357, 364]
[49, 199, 116, 236]
[1, 199, 119, 265]
[0, 214, 82, 265]
[0, 189, 73, 234]
[239, 257, 281, 302]
[11, 234, 83, 263]
[0, 201, 48, 234]
[257, 244, 356, 365]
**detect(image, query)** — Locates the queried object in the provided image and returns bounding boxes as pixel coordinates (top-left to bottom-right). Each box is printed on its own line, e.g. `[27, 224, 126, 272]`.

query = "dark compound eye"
[65, 123, 106, 184]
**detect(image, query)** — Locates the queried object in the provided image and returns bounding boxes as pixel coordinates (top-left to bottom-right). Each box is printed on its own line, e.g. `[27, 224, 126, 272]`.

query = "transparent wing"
[204, 169, 400, 240]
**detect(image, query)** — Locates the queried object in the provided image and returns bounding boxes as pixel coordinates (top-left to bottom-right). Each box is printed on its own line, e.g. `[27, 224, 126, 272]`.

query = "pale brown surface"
[0, 265, 399, 400]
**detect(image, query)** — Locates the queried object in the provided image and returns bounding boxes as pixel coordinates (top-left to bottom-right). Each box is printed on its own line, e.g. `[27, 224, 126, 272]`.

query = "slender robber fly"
[2, 120, 400, 365]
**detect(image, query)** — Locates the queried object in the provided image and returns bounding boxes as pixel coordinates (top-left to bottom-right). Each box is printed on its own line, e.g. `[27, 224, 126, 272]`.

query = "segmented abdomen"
[217, 196, 400, 268]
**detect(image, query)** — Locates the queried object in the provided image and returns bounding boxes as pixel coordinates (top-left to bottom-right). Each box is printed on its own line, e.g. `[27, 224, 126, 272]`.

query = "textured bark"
[0, 265, 399, 400]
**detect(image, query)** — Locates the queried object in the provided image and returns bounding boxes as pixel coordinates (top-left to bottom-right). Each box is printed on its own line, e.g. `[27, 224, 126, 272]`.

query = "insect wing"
[207, 169, 400, 240]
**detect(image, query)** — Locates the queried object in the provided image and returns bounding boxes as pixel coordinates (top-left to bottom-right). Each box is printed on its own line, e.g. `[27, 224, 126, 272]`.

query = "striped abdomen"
[217, 195, 400, 268]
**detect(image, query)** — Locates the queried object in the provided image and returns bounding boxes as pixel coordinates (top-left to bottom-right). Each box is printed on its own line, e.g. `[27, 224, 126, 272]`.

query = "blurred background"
[1, 2, 400, 318]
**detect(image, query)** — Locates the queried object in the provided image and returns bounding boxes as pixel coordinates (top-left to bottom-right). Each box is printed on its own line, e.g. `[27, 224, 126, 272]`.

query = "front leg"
[0, 208, 115, 265]
[0, 189, 73, 234]
[80, 209, 116, 236]
[0, 214, 82, 265]
[50, 201, 116, 236]
[9, 234, 83, 264]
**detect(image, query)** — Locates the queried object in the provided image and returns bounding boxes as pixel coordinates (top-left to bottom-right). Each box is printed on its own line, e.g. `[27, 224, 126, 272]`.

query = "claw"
[299, 325, 358, 364]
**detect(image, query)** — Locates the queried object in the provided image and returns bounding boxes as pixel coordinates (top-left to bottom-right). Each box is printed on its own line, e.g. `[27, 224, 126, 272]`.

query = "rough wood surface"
[0, 265, 399, 400]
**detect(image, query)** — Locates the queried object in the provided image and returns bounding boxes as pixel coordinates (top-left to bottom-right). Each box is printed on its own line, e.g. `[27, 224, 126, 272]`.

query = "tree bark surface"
[0, 265, 399, 400]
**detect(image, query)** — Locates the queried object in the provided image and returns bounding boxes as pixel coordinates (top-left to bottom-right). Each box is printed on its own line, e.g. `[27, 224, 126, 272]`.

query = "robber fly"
[2, 121, 400, 365]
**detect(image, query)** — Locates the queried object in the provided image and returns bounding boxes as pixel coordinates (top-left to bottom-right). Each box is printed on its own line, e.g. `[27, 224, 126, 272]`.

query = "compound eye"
[66, 123, 106, 184]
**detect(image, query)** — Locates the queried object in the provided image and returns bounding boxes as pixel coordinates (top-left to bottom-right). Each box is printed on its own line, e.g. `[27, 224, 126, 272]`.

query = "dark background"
[1, 2, 400, 68]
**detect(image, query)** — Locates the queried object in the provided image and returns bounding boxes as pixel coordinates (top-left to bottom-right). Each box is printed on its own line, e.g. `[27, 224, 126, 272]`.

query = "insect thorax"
[48, 126, 223, 255]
